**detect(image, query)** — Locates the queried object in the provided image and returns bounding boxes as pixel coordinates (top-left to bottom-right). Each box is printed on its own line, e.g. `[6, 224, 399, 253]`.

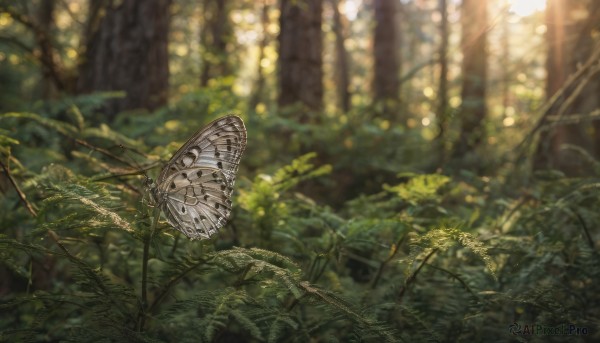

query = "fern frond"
[299, 282, 400, 342]
[385, 173, 450, 204]
[1, 112, 79, 136]
[34, 165, 134, 235]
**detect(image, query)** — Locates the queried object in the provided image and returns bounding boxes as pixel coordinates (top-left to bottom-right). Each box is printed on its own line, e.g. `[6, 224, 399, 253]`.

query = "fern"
[407, 225, 496, 280]
[3, 98, 600, 342]
[34, 164, 135, 236]
[385, 173, 450, 204]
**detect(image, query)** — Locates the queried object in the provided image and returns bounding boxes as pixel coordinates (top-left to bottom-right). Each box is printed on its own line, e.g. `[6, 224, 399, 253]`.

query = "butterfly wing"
[155, 115, 247, 239]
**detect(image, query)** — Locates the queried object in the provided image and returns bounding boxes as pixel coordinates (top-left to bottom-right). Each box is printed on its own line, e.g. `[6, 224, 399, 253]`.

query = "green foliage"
[1, 92, 600, 342]
[239, 153, 332, 247]
[407, 225, 496, 280]
[385, 173, 450, 204]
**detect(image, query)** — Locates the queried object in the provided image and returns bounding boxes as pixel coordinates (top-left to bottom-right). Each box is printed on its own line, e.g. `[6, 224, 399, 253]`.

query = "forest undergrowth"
[1, 90, 599, 342]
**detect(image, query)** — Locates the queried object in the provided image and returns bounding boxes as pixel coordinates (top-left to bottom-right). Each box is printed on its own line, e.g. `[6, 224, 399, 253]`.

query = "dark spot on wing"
[197, 170, 203, 178]
[212, 171, 218, 178]
[170, 182, 176, 189]
[181, 207, 186, 213]
[182, 172, 187, 178]
[194, 217, 199, 223]
[217, 162, 223, 169]
[215, 203, 220, 209]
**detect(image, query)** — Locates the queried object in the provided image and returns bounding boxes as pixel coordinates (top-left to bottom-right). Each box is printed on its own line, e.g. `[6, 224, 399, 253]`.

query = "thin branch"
[574, 211, 594, 250]
[426, 264, 478, 298]
[147, 257, 207, 314]
[0, 159, 37, 217]
[554, 63, 600, 123]
[515, 43, 600, 151]
[397, 248, 438, 302]
[544, 108, 600, 125]
[370, 233, 407, 289]
[73, 138, 133, 166]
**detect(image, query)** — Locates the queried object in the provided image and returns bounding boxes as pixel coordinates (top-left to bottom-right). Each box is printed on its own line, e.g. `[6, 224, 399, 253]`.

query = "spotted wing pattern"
[152, 115, 246, 240]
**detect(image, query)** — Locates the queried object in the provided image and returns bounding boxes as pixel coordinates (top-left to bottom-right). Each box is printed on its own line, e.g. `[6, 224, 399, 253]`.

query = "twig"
[426, 264, 478, 298]
[0, 159, 37, 217]
[515, 44, 600, 151]
[553, 63, 600, 124]
[574, 211, 594, 249]
[397, 248, 438, 301]
[73, 138, 132, 166]
[147, 257, 207, 314]
[370, 233, 407, 289]
[544, 109, 600, 125]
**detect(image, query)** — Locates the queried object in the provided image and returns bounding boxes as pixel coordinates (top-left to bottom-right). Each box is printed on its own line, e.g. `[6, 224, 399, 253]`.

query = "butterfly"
[146, 115, 247, 240]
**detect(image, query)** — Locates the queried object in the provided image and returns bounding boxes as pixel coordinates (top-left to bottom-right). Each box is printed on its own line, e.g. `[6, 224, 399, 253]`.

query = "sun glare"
[343, 0, 360, 21]
[508, 0, 546, 17]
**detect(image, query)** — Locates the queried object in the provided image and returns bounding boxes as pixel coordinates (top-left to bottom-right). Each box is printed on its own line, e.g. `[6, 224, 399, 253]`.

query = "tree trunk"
[249, 0, 270, 111]
[372, 0, 399, 118]
[200, 0, 233, 87]
[278, 0, 324, 116]
[533, 0, 599, 175]
[500, 2, 510, 118]
[36, 0, 59, 98]
[77, 0, 171, 120]
[330, 0, 351, 113]
[436, 0, 449, 161]
[589, 2, 600, 160]
[452, 0, 488, 164]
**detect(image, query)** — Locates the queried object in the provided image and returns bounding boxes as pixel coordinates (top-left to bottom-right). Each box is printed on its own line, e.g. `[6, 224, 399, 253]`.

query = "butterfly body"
[149, 115, 246, 240]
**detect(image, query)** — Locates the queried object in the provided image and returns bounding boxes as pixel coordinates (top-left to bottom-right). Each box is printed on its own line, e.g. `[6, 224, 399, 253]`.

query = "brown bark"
[452, 0, 488, 161]
[372, 0, 399, 116]
[500, 2, 510, 117]
[36, 0, 58, 98]
[278, 0, 324, 115]
[200, 0, 233, 87]
[249, 0, 270, 111]
[330, 0, 351, 112]
[77, 0, 171, 120]
[436, 0, 449, 159]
